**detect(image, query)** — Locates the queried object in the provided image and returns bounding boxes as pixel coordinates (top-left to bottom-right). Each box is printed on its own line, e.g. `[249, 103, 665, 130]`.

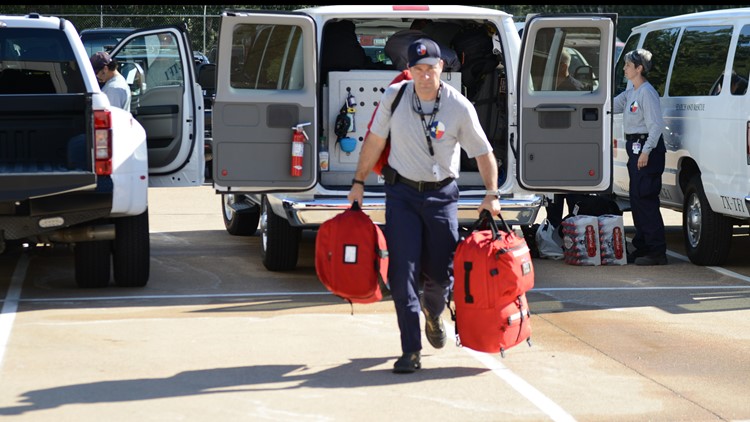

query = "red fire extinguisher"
[291, 122, 311, 177]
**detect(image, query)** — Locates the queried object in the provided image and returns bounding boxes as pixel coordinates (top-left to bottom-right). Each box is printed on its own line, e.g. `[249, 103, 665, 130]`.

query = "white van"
[613, 8, 750, 265]
[211, 6, 616, 271]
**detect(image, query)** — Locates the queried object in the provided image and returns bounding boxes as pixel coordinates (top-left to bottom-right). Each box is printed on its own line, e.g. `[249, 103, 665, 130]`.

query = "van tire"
[75, 240, 111, 288]
[222, 194, 260, 236]
[113, 211, 150, 287]
[683, 175, 732, 265]
[260, 195, 300, 271]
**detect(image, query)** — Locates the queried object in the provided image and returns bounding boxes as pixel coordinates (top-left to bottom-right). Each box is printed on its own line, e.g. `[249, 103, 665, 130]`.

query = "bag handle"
[471, 210, 512, 240]
[351, 200, 361, 211]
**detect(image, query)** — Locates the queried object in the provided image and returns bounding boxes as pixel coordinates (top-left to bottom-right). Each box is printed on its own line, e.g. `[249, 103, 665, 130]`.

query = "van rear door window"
[230, 23, 303, 90]
[528, 26, 602, 93]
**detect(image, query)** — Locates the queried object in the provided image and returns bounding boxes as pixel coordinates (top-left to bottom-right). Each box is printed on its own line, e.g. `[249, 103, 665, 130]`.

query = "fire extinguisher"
[291, 122, 311, 177]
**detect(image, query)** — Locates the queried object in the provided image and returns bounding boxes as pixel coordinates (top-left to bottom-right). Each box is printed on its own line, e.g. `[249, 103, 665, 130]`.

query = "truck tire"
[222, 194, 260, 236]
[683, 175, 732, 265]
[113, 210, 150, 287]
[75, 240, 111, 288]
[260, 195, 300, 271]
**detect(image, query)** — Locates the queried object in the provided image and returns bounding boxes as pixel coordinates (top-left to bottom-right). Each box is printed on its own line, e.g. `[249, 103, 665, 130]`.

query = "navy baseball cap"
[407, 38, 441, 68]
[90, 51, 112, 73]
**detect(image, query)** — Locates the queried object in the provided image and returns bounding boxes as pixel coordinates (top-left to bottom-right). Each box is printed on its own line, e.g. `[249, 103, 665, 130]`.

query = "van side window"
[668, 26, 732, 97]
[641, 28, 679, 96]
[230, 24, 303, 90]
[728, 25, 750, 96]
[614, 35, 641, 96]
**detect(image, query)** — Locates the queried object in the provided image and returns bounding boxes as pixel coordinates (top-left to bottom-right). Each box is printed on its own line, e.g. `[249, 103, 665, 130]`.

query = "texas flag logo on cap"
[417, 43, 427, 56]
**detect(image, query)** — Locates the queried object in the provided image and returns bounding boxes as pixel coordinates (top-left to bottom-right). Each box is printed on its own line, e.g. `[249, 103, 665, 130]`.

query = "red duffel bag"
[450, 211, 535, 354]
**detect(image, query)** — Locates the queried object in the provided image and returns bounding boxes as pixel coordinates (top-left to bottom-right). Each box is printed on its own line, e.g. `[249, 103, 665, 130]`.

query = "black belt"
[397, 174, 454, 192]
[625, 133, 648, 142]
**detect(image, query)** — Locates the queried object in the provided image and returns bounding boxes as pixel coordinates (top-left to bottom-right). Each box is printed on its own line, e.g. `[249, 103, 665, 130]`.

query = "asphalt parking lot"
[0, 186, 748, 421]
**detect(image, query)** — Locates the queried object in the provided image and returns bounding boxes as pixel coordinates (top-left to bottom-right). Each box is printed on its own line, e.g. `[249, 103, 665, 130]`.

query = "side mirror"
[119, 61, 145, 96]
[574, 65, 597, 91]
[197, 63, 216, 93]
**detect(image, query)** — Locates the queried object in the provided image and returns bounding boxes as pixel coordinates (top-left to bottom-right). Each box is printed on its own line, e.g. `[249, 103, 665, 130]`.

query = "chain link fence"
[57, 13, 221, 57]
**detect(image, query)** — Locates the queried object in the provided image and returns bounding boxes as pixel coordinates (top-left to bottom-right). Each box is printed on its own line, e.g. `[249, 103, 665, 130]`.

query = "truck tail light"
[93, 110, 113, 175]
[747, 121, 750, 164]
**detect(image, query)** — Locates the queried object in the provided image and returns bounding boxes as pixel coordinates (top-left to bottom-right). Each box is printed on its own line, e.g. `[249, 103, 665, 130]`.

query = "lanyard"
[413, 82, 442, 157]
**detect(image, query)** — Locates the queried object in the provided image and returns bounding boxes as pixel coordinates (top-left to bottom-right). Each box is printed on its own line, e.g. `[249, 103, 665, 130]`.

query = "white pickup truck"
[210, 6, 617, 271]
[0, 14, 204, 287]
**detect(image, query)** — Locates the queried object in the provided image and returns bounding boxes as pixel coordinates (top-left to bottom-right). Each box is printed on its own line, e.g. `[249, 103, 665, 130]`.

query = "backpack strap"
[391, 82, 408, 112]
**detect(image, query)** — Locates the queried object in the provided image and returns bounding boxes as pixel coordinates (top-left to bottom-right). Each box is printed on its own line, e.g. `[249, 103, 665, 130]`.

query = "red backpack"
[366, 69, 412, 175]
[315, 201, 389, 304]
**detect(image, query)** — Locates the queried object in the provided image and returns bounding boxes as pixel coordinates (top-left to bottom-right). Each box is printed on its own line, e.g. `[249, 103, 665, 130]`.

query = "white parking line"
[0, 254, 28, 369]
[667, 249, 750, 283]
[5, 284, 749, 305]
[15, 291, 333, 303]
[444, 322, 577, 422]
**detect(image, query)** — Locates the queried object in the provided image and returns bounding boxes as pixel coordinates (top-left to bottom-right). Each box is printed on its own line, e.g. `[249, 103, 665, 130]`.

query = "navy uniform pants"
[626, 134, 667, 257]
[384, 180, 459, 354]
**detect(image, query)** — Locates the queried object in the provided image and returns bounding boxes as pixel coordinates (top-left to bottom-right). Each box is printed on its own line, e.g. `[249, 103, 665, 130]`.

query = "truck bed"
[0, 93, 96, 201]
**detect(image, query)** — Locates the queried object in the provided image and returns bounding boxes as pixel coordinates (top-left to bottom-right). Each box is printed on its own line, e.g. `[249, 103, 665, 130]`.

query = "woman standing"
[613, 49, 668, 265]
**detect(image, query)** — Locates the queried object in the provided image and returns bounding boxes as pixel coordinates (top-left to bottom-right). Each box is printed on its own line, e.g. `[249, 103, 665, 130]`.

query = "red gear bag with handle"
[449, 211, 535, 354]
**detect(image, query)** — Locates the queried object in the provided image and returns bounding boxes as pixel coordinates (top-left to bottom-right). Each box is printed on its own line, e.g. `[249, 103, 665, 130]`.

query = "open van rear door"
[110, 26, 205, 187]
[211, 12, 317, 193]
[518, 15, 615, 193]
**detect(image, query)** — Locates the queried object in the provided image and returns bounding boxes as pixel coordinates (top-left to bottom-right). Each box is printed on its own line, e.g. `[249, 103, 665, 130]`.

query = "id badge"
[632, 141, 642, 155]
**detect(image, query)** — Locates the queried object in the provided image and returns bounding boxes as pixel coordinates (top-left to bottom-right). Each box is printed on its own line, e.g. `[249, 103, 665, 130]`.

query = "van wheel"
[222, 194, 260, 236]
[260, 195, 300, 271]
[113, 211, 150, 287]
[75, 240, 111, 288]
[683, 175, 732, 265]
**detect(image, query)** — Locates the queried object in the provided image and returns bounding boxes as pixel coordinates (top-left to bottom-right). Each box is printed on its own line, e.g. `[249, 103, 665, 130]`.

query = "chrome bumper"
[279, 195, 543, 227]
